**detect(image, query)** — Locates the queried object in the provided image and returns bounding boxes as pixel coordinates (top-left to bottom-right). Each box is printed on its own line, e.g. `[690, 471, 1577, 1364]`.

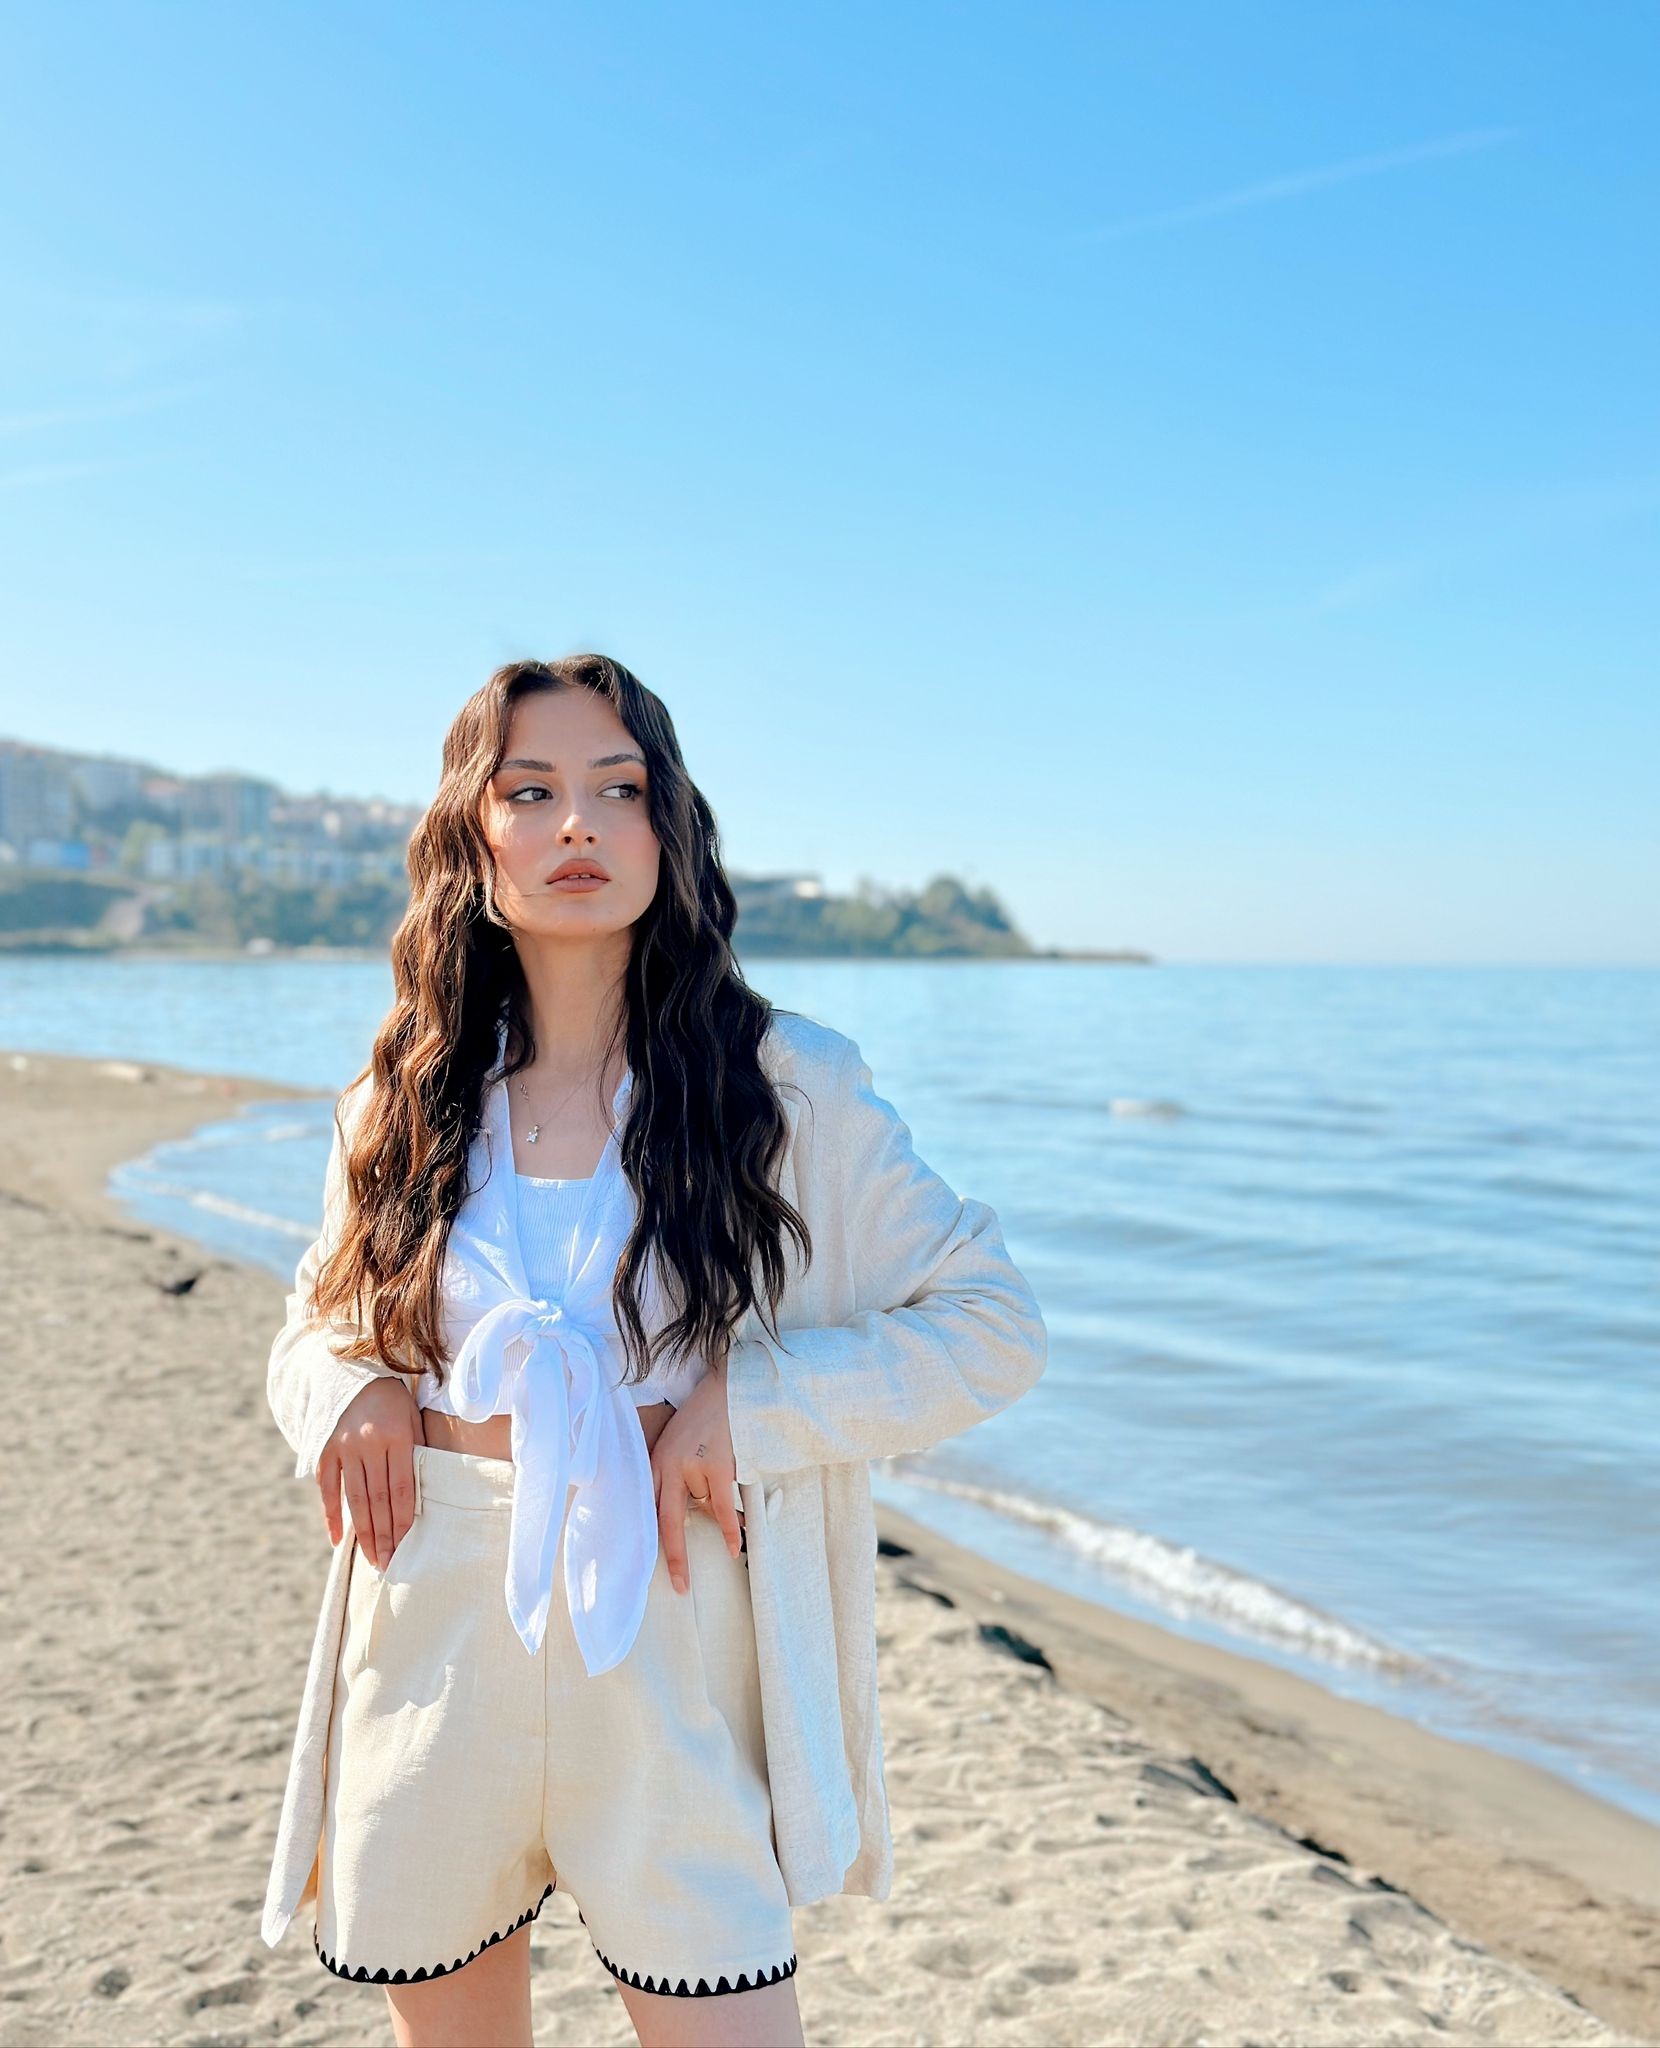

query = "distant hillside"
[0, 868, 407, 953]
[735, 874, 1032, 957]
[0, 735, 1151, 961]
[0, 863, 1149, 961]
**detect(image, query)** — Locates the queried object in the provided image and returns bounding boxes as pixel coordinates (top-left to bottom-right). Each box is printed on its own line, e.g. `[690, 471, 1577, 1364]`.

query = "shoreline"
[3, 1040, 1655, 2044]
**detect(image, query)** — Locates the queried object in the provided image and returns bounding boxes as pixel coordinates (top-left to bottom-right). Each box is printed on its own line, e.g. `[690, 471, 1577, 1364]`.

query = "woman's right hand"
[318, 1378, 420, 1570]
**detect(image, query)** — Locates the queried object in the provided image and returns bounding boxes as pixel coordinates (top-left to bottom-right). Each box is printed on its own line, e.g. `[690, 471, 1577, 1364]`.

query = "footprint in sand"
[910, 1934, 992, 1980]
[1022, 1957, 1080, 1985]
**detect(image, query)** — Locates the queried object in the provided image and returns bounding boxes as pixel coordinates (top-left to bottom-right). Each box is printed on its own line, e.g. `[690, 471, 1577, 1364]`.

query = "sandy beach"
[2, 1043, 1656, 2048]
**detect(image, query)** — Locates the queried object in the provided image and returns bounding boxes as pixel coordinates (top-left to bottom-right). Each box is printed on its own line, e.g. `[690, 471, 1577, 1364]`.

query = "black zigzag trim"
[313, 1880, 556, 1984]
[576, 1903, 796, 1998]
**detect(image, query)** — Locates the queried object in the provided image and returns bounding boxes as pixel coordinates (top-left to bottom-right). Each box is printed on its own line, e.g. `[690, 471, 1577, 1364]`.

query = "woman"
[259, 653, 1048, 2048]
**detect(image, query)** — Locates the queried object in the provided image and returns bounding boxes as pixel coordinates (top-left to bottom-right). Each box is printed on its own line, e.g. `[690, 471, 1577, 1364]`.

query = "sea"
[4, 954, 1656, 1824]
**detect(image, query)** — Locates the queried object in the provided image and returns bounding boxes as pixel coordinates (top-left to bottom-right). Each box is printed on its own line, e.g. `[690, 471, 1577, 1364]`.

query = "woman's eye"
[509, 781, 643, 804]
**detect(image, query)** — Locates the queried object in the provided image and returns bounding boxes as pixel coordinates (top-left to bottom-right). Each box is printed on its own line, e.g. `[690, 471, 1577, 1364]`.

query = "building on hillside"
[0, 743, 75, 853]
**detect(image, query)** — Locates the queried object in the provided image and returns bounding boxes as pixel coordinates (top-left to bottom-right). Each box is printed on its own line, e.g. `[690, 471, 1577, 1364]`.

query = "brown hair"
[309, 653, 812, 1389]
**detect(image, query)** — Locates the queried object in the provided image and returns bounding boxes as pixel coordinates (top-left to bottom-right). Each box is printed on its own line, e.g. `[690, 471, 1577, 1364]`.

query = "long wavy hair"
[308, 653, 814, 1391]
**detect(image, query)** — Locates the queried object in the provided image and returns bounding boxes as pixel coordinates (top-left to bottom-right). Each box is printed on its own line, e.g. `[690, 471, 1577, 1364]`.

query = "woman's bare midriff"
[420, 1399, 678, 1463]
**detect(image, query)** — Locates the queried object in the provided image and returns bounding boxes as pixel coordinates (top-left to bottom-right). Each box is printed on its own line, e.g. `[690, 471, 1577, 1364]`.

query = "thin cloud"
[1249, 471, 1660, 624]
[1301, 556, 1427, 616]
[37, 286, 252, 336]
[225, 544, 540, 585]
[1070, 126, 1524, 245]
[0, 457, 131, 490]
[0, 381, 216, 439]
[9, 280, 292, 387]
[1509, 474, 1660, 532]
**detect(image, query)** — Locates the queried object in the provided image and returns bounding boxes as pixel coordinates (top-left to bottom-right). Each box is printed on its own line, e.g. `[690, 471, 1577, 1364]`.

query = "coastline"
[2, 1041, 1654, 2046]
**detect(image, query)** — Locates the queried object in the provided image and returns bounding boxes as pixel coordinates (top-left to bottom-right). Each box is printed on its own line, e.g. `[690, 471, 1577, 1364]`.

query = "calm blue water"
[4, 956, 1657, 1822]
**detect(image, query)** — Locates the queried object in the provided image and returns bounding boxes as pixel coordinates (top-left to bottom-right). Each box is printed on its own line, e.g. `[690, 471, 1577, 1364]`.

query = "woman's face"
[480, 688, 661, 940]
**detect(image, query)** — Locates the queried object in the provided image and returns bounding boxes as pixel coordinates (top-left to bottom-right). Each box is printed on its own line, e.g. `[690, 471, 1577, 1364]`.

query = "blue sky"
[2, 3, 1655, 964]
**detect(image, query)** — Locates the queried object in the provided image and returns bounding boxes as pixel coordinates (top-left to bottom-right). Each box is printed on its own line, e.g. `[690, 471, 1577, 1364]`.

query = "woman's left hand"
[651, 1363, 744, 1593]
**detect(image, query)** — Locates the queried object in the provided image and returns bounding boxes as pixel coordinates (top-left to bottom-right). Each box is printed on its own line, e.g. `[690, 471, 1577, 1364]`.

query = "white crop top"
[420, 1118, 711, 1678]
[417, 1172, 687, 1416]
[429, 1055, 714, 1674]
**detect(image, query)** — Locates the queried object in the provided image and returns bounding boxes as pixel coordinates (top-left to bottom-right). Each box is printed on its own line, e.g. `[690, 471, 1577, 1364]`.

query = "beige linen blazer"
[261, 1009, 1047, 1949]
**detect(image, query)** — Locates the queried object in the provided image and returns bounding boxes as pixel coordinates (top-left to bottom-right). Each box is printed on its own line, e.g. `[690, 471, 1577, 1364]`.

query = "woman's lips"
[548, 874, 609, 890]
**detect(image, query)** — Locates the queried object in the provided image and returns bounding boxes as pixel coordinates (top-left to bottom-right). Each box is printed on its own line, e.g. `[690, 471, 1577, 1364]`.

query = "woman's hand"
[634, 1399, 677, 1461]
[650, 1364, 744, 1593]
[319, 1377, 420, 1570]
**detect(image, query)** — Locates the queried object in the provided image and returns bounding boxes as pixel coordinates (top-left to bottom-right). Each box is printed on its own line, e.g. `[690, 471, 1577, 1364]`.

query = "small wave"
[109, 1169, 315, 1241]
[884, 1466, 1421, 1675]
[1108, 1097, 1184, 1121]
[255, 1120, 321, 1145]
[148, 1115, 320, 1153]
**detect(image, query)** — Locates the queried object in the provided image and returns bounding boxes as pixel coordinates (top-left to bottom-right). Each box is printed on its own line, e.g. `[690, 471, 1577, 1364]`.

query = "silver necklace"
[515, 1070, 602, 1144]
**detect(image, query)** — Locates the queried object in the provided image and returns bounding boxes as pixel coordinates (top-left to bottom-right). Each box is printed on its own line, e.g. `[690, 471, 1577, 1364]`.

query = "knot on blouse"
[447, 1291, 656, 1673]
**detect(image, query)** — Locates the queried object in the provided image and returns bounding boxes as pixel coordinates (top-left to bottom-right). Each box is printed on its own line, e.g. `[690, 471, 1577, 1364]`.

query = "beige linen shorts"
[312, 1444, 797, 2000]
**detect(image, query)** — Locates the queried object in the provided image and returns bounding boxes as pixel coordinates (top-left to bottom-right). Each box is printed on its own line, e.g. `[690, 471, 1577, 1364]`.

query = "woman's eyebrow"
[496, 752, 646, 772]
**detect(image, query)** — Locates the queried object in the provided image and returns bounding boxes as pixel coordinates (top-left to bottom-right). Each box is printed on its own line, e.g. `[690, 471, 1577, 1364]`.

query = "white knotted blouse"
[423, 1042, 703, 1675]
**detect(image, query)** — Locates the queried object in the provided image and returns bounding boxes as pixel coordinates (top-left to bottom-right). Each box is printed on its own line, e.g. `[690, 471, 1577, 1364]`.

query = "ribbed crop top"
[417, 1172, 690, 1416]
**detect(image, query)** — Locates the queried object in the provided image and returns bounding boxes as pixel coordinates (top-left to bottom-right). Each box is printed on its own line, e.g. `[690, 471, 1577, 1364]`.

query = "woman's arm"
[266, 1076, 403, 1480]
[722, 1035, 1047, 1485]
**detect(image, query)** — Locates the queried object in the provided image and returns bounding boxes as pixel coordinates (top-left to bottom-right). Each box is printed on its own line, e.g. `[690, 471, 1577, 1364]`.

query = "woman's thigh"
[615, 1968, 804, 2048]
[379, 1922, 803, 2048]
[383, 1919, 534, 2048]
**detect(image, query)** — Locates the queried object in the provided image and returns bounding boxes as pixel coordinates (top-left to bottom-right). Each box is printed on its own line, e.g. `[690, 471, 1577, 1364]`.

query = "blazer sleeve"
[722, 1036, 1048, 1484]
[266, 1076, 405, 1481]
